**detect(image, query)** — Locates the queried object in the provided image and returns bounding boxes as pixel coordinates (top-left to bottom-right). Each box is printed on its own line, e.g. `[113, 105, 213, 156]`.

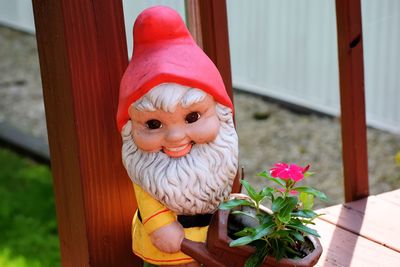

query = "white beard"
[121, 104, 239, 215]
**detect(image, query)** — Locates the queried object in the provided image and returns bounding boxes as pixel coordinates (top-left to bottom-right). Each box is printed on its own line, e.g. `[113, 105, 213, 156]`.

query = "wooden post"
[185, 0, 204, 50]
[32, 0, 141, 266]
[335, 0, 369, 202]
[185, 0, 234, 103]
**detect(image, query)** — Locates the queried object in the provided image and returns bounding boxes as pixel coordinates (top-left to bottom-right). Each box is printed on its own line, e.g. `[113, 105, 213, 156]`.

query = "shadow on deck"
[316, 189, 400, 266]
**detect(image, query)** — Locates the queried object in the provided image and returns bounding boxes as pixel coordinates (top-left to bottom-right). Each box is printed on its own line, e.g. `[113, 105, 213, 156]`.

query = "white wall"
[362, 0, 400, 133]
[227, 0, 400, 134]
[1, 0, 399, 133]
[227, 0, 340, 116]
[0, 0, 35, 33]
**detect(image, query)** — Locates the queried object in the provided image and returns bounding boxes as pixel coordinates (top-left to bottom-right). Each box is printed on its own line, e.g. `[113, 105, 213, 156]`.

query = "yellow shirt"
[132, 184, 208, 265]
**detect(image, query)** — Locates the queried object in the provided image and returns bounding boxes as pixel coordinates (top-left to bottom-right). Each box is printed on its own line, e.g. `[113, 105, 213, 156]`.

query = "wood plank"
[315, 219, 400, 267]
[32, 0, 141, 266]
[336, 0, 369, 202]
[376, 189, 400, 206]
[318, 196, 400, 252]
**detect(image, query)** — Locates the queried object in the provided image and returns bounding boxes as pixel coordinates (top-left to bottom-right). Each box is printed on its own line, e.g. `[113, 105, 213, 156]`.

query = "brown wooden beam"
[185, 0, 204, 49]
[335, 0, 369, 202]
[185, 0, 233, 102]
[32, 0, 141, 265]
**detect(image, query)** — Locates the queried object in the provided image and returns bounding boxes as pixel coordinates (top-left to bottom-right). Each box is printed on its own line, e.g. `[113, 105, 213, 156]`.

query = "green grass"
[0, 147, 60, 267]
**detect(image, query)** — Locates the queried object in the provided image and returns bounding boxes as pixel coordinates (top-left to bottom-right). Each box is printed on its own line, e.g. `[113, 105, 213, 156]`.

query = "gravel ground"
[1, 26, 399, 207]
[0, 26, 46, 139]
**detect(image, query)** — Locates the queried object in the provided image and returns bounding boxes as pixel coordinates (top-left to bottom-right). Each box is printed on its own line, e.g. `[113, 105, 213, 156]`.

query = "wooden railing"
[32, 0, 369, 266]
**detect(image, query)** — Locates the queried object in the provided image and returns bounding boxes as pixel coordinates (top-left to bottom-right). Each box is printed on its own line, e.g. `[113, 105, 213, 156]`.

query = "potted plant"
[214, 162, 327, 267]
[180, 163, 327, 267]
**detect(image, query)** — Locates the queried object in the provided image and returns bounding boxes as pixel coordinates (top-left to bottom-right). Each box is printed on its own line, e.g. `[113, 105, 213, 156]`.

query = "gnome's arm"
[133, 184, 185, 253]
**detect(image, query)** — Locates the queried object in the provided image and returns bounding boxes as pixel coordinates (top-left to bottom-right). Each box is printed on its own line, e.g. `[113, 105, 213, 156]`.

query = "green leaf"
[275, 230, 289, 236]
[234, 227, 256, 237]
[272, 230, 293, 243]
[219, 198, 254, 210]
[230, 222, 275, 247]
[244, 241, 268, 267]
[252, 222, 275, 240]
[257, 213, 273, 224]
[291, 209, 318, 219]
[276, 196, 298, 223]
[259, 187, 274, 199]
[270, 238, 286, 261]
[280, 235, 295, 244]
[230, 235, 255, 247]
[293, 186, 329, 202]
[287, 221, 320, 237]
[290, 231, 305, 242]
[285, 245, 303, 257]
[271, 196, 285, 212]
[231, 210, 258, 221]
[277, 212, 291, 224]
[300, 219, 316, 225]
[241, 180, 261, 201]
[299, 192, 314, 210]
[257, 171, 286, 187]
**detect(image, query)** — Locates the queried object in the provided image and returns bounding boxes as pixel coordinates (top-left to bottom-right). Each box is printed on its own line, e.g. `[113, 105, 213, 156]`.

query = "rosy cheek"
[132, 130, 162, 153]
[189, 116, 220, 144]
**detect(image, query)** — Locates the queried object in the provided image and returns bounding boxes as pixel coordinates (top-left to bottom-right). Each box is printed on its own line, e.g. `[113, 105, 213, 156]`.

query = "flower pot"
[181, 209, 323, 267]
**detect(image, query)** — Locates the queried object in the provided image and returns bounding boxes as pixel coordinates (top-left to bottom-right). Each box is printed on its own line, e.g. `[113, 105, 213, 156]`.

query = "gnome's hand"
[150, 221, 184, 253]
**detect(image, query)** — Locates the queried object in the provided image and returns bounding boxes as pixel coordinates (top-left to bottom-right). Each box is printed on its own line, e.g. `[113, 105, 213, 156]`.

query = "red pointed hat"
[116, 6, 233, 132]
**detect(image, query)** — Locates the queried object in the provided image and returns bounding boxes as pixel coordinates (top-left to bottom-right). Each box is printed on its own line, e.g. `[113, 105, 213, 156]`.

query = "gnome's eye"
[146, 119, 162, 129]
[185, 112, 200, 124]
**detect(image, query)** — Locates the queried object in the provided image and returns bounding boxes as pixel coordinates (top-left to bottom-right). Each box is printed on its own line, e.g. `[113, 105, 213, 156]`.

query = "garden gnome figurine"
[117, 6, 239, 266]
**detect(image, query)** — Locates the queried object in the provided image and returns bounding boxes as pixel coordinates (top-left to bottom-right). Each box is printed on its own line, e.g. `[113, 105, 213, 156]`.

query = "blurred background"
[0, 0, 399, 266]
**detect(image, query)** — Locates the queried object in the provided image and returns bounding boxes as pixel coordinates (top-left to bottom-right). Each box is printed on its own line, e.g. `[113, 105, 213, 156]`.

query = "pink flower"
[270, 163, 305, 182]
[278, 188, 299, 195]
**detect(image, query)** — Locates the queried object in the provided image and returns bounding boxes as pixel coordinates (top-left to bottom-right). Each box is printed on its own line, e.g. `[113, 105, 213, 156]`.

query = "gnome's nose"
[165, 126, 187, 144]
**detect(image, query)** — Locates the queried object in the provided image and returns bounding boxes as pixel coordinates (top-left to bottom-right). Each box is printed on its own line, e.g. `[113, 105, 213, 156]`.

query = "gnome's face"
[128, 93, 220, 158]
[121, 83, 239, 215]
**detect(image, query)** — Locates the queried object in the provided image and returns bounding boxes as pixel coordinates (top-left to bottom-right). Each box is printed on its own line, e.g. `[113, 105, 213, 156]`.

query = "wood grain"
[315, 219, 400, 267]
[335, 0, 369, 202]
[376, 189, 400, 206]
[32, 0, 141, 266]
[318, 195, 400, 252]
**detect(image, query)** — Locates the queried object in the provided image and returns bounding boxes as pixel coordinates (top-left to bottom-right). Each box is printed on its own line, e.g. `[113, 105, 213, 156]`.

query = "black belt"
[137, 210, 212, 228]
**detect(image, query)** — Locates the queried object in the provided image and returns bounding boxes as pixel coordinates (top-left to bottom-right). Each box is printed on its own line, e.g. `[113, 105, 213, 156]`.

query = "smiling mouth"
[163, 143, 193, 158]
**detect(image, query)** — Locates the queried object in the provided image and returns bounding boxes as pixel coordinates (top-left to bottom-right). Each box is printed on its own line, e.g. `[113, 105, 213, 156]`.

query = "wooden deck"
[315, 189, 400, 266]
